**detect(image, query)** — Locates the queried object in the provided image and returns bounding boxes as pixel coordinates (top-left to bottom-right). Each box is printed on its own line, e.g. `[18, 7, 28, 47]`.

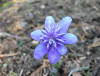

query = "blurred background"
[0, 0, 100, 76]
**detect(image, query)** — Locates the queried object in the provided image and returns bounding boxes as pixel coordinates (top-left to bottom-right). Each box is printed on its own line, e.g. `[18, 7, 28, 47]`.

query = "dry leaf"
[12, 0, 26, 3]
[0, 38, 17, 52]
[30, 66, 43, 76]
[30, 59, 49, 76]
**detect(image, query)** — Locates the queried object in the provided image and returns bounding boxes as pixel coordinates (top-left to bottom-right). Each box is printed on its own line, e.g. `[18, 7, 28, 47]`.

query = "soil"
[0, 0, 100, 76]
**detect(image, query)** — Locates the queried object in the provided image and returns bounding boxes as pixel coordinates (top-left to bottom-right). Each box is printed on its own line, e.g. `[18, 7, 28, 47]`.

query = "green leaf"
[85, 71, 91, 76]
[18, 40, 24, 46]
[54, 60, 62, 69]
[50, 72, 55, 76]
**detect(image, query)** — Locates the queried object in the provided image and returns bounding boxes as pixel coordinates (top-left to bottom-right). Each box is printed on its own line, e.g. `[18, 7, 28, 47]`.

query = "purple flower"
[30, 16, 78, 64]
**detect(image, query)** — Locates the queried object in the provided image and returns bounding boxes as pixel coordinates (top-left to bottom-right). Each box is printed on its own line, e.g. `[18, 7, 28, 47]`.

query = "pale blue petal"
[45, 16, 56, 32]
[57, 45, 67, 55]
[34, 43, 48, 59]
[56, 16, 72, 33]
[48, 47, 60, 64]
[62, 33, 78, 44]
[30, 30, 43, 41]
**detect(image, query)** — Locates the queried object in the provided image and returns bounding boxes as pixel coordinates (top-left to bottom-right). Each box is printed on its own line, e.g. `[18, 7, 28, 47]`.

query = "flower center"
[48, 32, 56, 40]
[47, 38, 56, 49]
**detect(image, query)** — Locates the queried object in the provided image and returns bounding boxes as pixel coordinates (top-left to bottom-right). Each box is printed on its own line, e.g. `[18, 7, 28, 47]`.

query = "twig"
[88, 38, 100, 48]
[0, 59, 2, 64]
[0, 32, 29, 40]
[19, 69, 24, 76]
[43, 73, 48, 76]
[88, 42, 100, 48]
[68, 66, 90, 76]
[0, 52, 19, 58]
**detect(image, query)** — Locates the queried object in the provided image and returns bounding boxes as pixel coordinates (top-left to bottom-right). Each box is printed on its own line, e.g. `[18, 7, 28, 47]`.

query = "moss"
[67, 7, 73, 12]
[7, 71, 18, 76]
[1, 1, 13, 9]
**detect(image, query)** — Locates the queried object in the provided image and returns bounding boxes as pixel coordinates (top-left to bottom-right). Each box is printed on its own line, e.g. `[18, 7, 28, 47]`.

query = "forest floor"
[0, 0, 100, 76]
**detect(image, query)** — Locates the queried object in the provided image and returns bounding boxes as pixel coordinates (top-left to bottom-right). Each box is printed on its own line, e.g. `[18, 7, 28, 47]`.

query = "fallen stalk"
[0, 52, 19, 58]
[68, 66, 90, 76]
[0, 32, 29, 40]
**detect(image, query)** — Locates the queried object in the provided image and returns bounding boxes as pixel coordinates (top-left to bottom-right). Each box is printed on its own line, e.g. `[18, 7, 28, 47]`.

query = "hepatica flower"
[30, 16, 78, 64]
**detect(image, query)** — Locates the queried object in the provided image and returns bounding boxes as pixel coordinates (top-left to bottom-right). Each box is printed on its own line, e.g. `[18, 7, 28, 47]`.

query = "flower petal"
[48, 47, 60, 64]
[57, 45, 67, 55]
[56, 16, 72, 33]
[62, 33, 78, 44]
[45, 16, 56, 32]
[30, 30, 43, 41]
[34, 43, 48, 59]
